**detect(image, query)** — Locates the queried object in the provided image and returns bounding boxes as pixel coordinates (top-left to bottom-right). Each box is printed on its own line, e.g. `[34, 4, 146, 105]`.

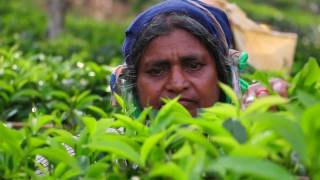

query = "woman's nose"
[165, 67, 189, 93]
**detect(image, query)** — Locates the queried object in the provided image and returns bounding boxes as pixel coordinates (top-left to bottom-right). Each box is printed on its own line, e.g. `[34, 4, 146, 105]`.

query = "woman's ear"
[228, 49, 241, 60]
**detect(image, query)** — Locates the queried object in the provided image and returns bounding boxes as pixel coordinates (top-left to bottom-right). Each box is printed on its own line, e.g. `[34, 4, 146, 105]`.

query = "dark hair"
[125, 12, 230, 102]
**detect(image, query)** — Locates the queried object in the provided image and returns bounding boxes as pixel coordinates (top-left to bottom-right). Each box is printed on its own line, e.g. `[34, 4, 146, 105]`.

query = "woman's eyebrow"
[180, 54, 202, 62]
[143, 59, 169, 67]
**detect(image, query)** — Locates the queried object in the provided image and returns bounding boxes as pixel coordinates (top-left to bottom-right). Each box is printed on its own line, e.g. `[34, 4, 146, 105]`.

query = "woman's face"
[137, 28, 220, 116]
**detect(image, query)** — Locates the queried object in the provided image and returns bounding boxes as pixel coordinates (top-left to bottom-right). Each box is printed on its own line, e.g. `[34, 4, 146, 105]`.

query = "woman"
[111, 0, 288, 116]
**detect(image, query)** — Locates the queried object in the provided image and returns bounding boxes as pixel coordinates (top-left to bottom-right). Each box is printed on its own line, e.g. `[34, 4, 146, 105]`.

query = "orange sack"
[203, 0, 298, 72]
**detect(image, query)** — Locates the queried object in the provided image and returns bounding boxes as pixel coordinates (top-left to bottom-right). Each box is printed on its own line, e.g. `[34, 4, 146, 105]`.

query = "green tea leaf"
[75, 95, 101, 109]
[95, 118, 114, 137]
[113, 114, 145, 134]
[33, 147, 79, 168]
[219, 82, 240, 110]
[0, 123, 24, 158]
[50, 101, 70, 111]
[140, 131, 166, 167]
[137, 106, 152, 124]
[242, 96, 288, 117]
[302, 103, 320, 134]
[186, 147, 206, 180]
[82, 116, 97, 136]
[177, 129, 218, 157]
[149, 162, 187, 180]
[86, 105, 108, 118]
[75, 90, 91, 103]
[290, 58, 320, 94]
[223, 119, 247, 144]
[0, 91, 9, 103]
[11, 88, 41, 101]
[77, 156, 90, 171]
[210, 136, 239, 150]
[208, 156, 295, 180]
[88, 136, 140, 164]
[0, 80, 14, 93]
[150, 98, 191, 134]
[230, 145, 268, 158]
[250, 71, 270, 88]
[44, 129, 76, 147]
[3, 69, 18, 79]
[85, 162, 108, 178]
[296, 90, 319, 107]
[113, 93, 126, 110]
[53, 163, 68, 178]
[183, 118, 228, 136]
[201, 102, 237, 120]
[60, 168, 82, 179]
[28, 137, 46, 150]
[253, 113, 306, 162]
[301, 103, 320, 173]
[31, 115, 54, 134]
[50, 90, 70, 101]
[172, 142, 192, 160]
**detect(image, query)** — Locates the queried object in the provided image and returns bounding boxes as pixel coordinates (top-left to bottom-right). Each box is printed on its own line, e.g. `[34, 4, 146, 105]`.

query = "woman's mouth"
[158, 97, 198, 116]
[178, 98, 198, 109]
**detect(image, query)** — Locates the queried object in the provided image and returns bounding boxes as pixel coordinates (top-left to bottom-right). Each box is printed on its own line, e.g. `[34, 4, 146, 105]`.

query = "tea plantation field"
[1, 0, 320, 179]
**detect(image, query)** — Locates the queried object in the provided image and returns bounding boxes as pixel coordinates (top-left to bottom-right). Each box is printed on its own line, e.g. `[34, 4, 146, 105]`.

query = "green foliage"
[0, 46, 113, 127]
[0, 0, 125, 65]
[1, 0, 320, 179]
[0, 59, 319, 179]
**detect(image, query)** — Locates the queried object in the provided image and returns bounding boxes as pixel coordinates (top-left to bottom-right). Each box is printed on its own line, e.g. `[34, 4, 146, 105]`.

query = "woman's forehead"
[148, 28, 206, 48]
[139, 29, 213, 66]
[144, 28, 205, 51]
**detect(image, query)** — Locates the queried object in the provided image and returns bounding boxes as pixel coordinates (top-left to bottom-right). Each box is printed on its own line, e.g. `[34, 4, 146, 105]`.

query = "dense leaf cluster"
[0, 55, 320, 179]
[0, 46, 113, 126]
[1, 0, 320, 179]
[0, 0, 124, 65]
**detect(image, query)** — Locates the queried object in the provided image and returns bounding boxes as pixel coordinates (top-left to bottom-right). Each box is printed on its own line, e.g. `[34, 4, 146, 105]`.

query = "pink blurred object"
[242, 78, 289, 109]
[270, 78, 289, 98]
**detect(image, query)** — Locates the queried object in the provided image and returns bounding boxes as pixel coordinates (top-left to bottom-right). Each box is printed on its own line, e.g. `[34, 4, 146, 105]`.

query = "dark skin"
[137, 28, 220, 116]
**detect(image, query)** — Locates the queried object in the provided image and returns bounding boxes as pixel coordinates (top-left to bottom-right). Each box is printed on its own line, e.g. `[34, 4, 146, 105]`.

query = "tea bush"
[1, 0, 320, 179]
[0, 0, 125, 65]
[0, 46, 114, 126]
[0, 56, 319, 179]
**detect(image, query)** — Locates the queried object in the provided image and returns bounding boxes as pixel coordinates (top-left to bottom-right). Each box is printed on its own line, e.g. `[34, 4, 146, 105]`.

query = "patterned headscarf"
[123, 0, 234, 65]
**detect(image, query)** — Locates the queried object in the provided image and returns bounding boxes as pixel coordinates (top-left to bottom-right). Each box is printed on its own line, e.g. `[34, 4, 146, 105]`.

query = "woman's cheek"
[137, 78, 163, 108]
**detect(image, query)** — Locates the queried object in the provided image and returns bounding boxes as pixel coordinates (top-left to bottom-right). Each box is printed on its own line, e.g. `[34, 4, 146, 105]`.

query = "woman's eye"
[186, 62, 203, 71]
[146, 68, 166, 76]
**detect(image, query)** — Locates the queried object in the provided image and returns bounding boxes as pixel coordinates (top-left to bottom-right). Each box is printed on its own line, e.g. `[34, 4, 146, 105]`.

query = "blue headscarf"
[122, 0, 234, 65]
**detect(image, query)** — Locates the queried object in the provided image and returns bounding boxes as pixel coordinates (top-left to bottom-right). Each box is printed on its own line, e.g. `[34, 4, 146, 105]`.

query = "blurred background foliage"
[0, 0, 125, 65]
[1, 0, 319, 71]
[0, 0, 320, 123]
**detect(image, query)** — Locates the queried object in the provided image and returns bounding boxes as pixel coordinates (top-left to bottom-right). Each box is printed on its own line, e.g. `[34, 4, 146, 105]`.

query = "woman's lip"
[178, 98, 197, 106]
[158, 97, 197, 107]
[179, 98, 195, 102]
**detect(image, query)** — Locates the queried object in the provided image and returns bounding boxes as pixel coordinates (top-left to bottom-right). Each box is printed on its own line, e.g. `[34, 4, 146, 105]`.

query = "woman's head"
[136, 27, 220, 116]
[117, 0, 234, 115]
